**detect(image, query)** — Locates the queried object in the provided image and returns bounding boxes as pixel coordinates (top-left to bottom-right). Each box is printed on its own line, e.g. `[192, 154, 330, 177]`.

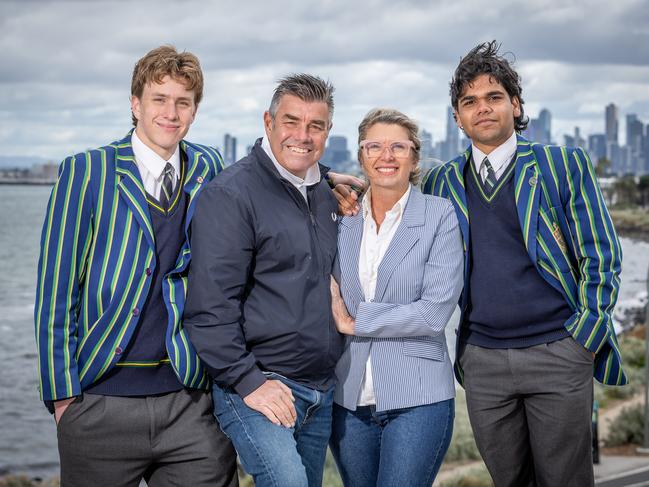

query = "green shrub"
[439, 466, 494, 487]
[603, 403, 644, 447]
[445, 390, 482, 462]
[0, 476, 59, 487]
[323, 450, 343, 487]
[620, 336, 646, 369]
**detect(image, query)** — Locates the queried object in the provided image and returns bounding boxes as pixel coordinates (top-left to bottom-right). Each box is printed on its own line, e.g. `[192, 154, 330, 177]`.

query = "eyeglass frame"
[359, 139, 416, 158]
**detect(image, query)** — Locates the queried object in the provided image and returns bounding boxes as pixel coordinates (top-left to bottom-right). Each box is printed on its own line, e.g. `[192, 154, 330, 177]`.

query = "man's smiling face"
[263, 94, 331, 178]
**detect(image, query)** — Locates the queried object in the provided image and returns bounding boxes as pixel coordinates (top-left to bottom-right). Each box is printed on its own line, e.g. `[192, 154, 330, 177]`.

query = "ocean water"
[0, 184, 647, 479]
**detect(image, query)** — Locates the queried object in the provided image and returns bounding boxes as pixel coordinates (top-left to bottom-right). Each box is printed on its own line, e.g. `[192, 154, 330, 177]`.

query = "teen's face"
[360, 123, 416, 194]
[263, 94, 330, 178]
[131, 75, 197, 160]
[454, 73, 520, 154]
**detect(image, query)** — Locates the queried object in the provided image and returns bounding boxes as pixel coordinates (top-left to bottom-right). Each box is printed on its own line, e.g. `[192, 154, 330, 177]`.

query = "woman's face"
[360, 123, 417, 194]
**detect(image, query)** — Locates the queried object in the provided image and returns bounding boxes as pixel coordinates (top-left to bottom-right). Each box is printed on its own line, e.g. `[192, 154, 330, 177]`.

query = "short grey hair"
[268, 73, 335, 125]
[357, 107, 422, 185]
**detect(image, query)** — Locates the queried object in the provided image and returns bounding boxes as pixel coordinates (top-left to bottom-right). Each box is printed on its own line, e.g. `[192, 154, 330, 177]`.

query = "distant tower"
[605, 103, 620, 172]
[538, 108, 552, 144]
[446, 106, 459, 157]
[322, 135, 350, 170]
[605, 103, 618, 144]
[419, 129, 433, 163]
[223, 133, 237, 165]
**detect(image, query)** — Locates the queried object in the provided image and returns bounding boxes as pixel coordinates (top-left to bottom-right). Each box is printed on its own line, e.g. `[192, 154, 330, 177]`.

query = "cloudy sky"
[1, 0, 648, 163]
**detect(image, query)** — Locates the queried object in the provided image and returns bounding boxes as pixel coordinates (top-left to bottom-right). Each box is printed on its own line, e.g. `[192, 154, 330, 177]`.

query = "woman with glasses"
[329, 108, 464, 487]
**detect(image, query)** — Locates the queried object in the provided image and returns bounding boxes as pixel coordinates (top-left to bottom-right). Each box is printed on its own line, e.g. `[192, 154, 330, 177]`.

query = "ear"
[130, 96, 142, 123]
[512, 96, 521, 118]
[263, 111, 273, 136]
[453, 109, 463, 130]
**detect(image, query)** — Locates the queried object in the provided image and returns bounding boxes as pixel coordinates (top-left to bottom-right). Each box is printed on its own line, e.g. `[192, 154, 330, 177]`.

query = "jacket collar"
[114, 130, 210, 249]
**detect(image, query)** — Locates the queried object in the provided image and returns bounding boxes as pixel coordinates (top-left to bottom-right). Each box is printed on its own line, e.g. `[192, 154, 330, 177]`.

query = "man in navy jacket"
[185, 74, 343, 487]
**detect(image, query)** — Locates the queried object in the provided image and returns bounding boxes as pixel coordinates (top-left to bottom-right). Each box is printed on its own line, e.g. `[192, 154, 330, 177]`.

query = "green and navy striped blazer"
[422, 135, 626, 386]
[35, 131, 225, 403]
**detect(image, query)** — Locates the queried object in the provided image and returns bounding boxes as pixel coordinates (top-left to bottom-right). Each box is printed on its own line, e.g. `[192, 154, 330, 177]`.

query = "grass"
[610, 208, 649, 238]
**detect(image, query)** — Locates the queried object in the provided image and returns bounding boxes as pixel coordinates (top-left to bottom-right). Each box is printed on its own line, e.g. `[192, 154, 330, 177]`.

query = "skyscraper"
[419, 129, 433, 163]
[605, 103, 619, 144]
[441, 106, 459, 161]
[588, 134, 607, 162]
[538, 108, 552, 144]
[223, 133, 237, 166]
[322, 135, 350, 170]
[523, 108, 552, 144]
[605, 103, 620, 172]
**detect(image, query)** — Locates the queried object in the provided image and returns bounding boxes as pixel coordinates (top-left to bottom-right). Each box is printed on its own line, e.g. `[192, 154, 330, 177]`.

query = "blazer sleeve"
[563, 147, 622, 354]
[183, 182, 266, 397]
[34, 154, 93, 403]
[420, 164, 447, 197]
[354, 201, 464, 338]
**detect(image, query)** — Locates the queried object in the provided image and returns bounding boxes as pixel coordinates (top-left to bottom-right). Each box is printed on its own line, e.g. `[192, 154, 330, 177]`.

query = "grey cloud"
[1, 0, 648, 159]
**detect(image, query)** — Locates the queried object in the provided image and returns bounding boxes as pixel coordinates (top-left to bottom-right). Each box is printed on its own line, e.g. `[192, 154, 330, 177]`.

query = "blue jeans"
[213, 372, 334, 487]
[330, 399, 454, 487]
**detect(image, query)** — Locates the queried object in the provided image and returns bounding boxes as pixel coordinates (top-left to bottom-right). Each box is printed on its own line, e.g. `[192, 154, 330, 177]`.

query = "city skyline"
[1, 0, 648, 163]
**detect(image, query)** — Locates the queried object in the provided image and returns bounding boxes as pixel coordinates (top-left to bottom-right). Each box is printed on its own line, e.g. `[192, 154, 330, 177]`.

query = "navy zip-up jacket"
[184, 140, 343, 397]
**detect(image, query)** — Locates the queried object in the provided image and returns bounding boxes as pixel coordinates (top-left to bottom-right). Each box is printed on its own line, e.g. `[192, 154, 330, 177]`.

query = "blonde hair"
[357, 108, 421, 185]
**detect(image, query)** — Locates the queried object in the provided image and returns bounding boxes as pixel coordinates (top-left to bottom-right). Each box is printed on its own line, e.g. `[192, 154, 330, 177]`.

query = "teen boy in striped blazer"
[421, 41, 625, 486]
[34, 45, 237, 486]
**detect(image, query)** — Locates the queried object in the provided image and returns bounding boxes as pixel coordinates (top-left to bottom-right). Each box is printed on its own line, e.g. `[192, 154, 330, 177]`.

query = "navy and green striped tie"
[481, 157, 497, 192]
[160, 163, 174, 210]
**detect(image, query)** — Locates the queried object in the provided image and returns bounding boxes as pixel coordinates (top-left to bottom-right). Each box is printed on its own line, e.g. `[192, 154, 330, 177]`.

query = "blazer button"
[132, 307, 140, 316]
[145, 268, 152, 276]
[115, 346, 123, 355]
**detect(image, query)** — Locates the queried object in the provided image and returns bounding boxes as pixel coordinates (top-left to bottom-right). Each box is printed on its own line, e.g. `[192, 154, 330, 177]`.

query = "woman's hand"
[330, 276, 355, 335]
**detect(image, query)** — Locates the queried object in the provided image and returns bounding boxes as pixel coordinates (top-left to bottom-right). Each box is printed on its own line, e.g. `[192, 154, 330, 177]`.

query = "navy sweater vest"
[462, 161, 571, 348]
[86, 178, 187, 396]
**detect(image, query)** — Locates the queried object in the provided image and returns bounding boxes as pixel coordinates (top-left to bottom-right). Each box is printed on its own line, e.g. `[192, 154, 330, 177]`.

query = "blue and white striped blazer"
[35, 131, 224, 404]
[334, 187, 464, 412]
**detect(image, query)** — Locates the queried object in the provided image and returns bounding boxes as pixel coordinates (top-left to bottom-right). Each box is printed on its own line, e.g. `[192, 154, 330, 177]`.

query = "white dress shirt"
[131, 130, 181, 200]
[356, 185, 412, 406]
[471, 130, 517, 183]
[261, 137, 321, 202]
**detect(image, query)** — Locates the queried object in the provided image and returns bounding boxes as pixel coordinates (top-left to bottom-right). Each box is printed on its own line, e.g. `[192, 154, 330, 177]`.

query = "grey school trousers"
[57, 388, 238, 487]
[459, 337, 594, 487]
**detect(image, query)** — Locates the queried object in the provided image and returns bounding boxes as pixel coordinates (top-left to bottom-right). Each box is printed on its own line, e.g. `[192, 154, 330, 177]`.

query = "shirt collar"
[471, 130, 517, 174]
[362, 184, 412, 222]
[132, 129, 181, 181]
[261, 136, 321, 189]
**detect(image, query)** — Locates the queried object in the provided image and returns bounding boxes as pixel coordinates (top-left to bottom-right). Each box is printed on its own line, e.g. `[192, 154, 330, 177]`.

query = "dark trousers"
[57, 389, 238, 487]
[459, 337, 594, 487]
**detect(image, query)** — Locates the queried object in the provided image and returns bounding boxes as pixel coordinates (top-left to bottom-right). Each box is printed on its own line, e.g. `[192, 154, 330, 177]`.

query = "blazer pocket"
[402, 337, 445, 361]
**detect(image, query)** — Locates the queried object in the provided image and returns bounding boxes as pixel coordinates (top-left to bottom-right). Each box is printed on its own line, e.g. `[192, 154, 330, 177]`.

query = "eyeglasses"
[359, 140, 415, 158]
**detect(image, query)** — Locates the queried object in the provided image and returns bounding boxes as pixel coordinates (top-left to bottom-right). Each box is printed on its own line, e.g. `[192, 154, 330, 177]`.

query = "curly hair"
[450, 40, 528, 132]
[130, 45, 203, 126]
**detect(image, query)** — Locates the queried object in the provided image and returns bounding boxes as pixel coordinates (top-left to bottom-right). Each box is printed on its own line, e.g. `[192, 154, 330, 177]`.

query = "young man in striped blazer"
[421, 41, 625, 486]
[34, 45, 237, 486]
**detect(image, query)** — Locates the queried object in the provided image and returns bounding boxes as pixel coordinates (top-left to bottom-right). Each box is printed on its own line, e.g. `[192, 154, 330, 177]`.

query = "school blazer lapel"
[444, 150, 470, 250]
[180, 141, 210, 232]
[513, 136, 541, 265]
[114, 133, 155, 250]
